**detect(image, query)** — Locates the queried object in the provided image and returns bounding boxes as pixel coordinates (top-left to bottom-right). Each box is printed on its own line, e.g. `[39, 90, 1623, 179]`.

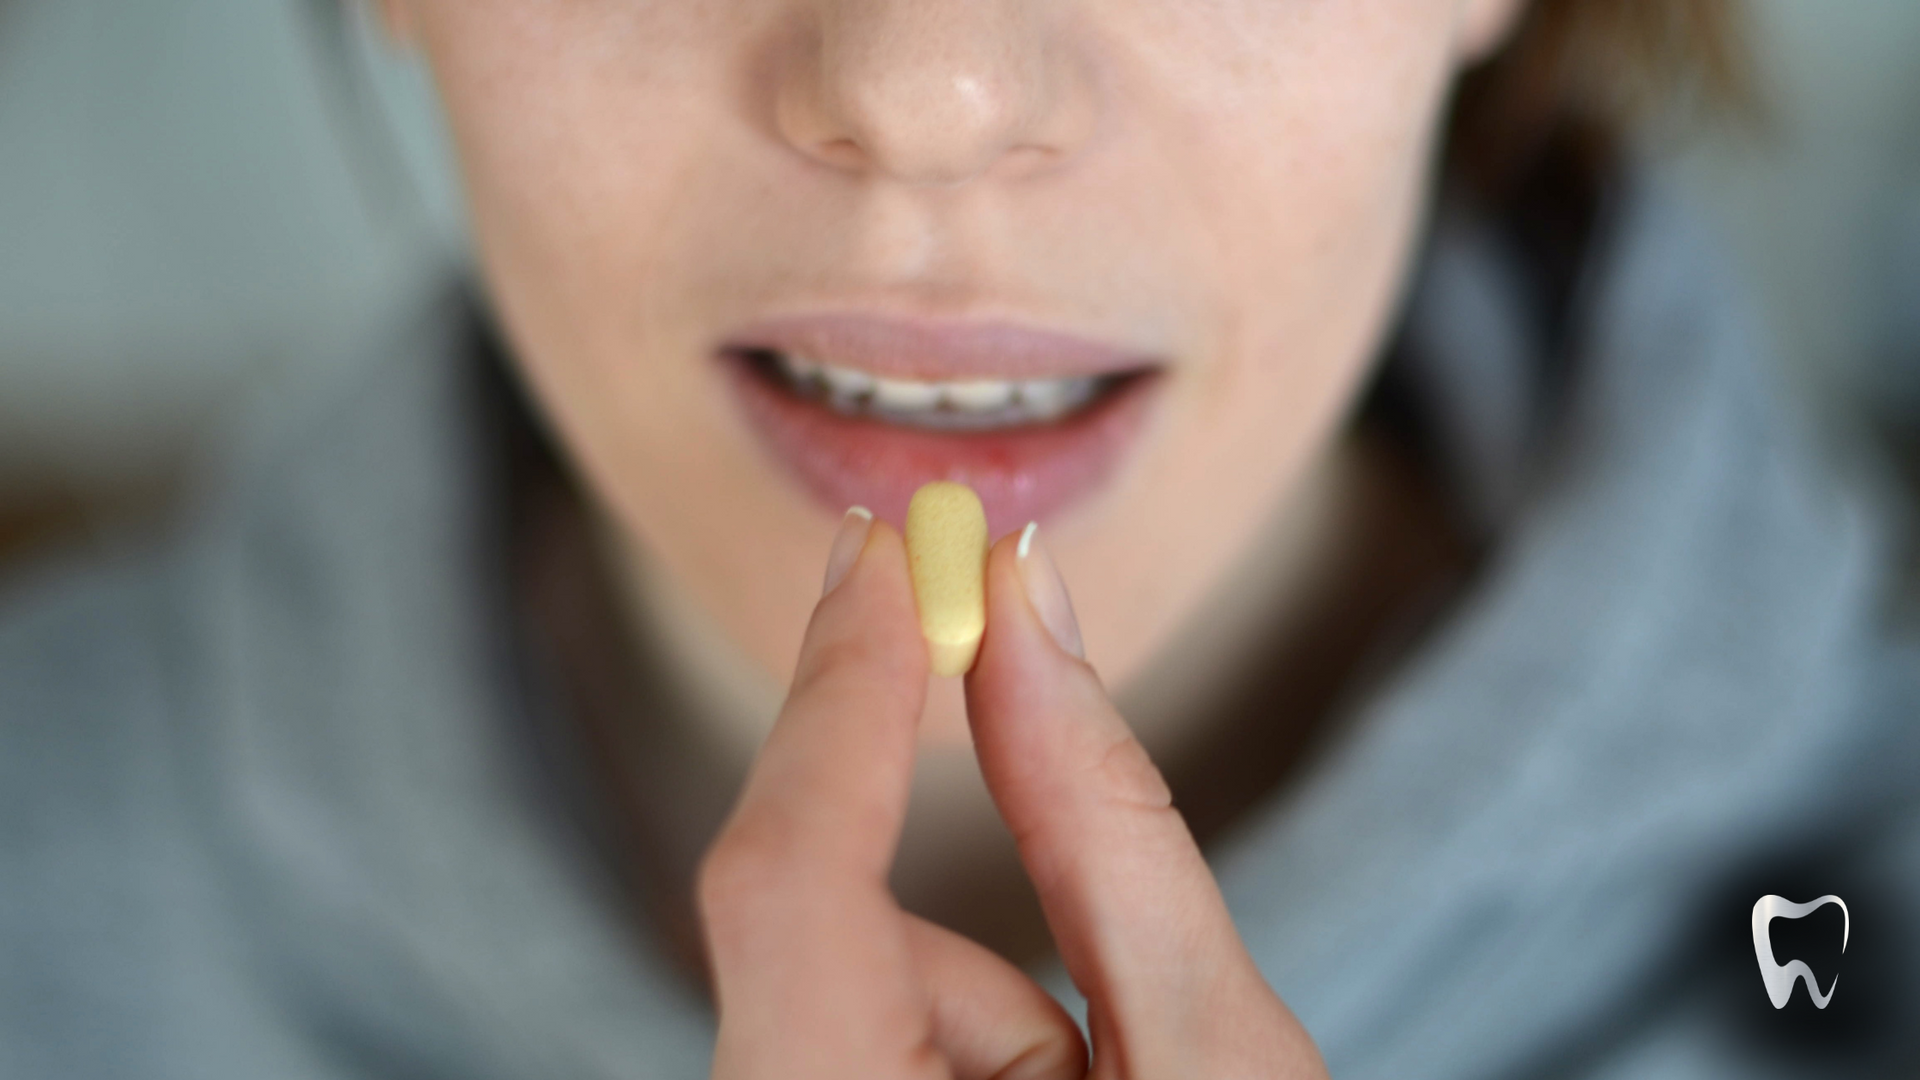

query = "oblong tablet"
[904, 481, 989, 677]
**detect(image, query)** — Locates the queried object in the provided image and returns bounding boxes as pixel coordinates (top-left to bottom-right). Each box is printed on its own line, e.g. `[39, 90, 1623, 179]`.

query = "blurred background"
[2, 0, 1919, 566]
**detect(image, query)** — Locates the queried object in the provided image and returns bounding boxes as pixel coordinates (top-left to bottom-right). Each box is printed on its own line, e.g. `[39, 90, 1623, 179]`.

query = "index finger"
[697, 514, 940, 1078]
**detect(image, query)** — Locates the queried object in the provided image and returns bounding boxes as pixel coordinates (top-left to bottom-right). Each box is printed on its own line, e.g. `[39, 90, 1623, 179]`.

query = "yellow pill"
[905, 481, 989, 677]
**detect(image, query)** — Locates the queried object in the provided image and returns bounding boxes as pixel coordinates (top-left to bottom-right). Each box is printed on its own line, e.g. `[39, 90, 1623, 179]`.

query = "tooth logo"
[1751, 894, 1848, 1009]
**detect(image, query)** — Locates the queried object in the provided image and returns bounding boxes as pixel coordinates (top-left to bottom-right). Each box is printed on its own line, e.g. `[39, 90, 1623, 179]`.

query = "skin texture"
[383, 0, 1520, 749]
[380, 0, 1525, 1072]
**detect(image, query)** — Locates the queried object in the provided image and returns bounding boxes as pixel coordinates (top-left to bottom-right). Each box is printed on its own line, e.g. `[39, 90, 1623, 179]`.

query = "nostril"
[769, 1, 1093, 185]
[825, 69, 1036, 185]
[814, 137, 868, 171]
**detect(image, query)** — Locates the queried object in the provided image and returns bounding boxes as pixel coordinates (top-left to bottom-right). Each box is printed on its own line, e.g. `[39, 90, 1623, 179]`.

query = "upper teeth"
[771, 352, 1104, 428]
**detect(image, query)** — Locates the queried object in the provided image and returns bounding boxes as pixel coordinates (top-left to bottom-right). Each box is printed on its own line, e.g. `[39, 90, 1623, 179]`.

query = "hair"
[1353, 1, 1755, 537]
[1410, 0, 1755, 397]
[1450, 0, 1754, 201]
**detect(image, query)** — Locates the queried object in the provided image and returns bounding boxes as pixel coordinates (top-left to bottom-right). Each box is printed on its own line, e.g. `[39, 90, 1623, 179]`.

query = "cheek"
[416, 3, 756, 490]
[414, 3, 840, 680]
[1168, 0, 1456, 448]
[1055, 0, 1460, 676]
[419, 4, 708, 352]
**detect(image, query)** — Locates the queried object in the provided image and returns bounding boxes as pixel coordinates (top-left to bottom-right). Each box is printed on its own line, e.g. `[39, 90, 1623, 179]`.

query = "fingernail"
[1016, 522, 1085, 660]
[821, 506, 874, 597]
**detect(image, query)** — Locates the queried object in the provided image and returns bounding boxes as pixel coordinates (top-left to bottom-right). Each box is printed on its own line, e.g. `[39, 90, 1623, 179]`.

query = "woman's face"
[388, 0, 1518, 744]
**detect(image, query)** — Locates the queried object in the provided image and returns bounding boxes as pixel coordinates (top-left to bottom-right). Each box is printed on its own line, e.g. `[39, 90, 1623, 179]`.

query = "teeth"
[871, 377, 943, 411]
[816, 362, 874, 399]
[768, 351, 1113, 429]
[1015, 379, 1071, 418]
[782, 352, 823, 381]
[943, 380, 1016, 411]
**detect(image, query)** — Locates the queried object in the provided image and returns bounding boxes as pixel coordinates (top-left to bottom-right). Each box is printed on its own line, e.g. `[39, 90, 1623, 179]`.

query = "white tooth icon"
[1751, 894, 1848, 1009]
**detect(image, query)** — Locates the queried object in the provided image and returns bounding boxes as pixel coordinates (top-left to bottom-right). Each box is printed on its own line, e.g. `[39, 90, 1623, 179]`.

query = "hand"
[696, 512, 1329, 1079]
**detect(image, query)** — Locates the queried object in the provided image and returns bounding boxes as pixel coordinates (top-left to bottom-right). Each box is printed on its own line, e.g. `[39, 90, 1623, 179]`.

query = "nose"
[774, 0, 1095, 185]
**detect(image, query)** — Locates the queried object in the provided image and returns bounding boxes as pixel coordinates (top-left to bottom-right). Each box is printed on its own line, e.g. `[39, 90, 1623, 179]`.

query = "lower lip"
[720, 352, 1163, 538]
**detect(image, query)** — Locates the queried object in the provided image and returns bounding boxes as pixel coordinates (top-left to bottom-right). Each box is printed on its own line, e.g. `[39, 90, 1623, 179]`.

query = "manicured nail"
[821, 506, 874, 597]
[1016, 522, 1085, 660]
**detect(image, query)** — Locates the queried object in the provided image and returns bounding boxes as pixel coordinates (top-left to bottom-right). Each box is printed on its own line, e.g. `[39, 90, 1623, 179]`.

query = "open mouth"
[737, 347, 1138, 430]
[716, 322, 1165, 537]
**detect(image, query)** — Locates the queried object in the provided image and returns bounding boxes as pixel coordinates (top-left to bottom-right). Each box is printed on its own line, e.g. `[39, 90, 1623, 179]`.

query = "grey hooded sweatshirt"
[2, 178, 1917, 1079]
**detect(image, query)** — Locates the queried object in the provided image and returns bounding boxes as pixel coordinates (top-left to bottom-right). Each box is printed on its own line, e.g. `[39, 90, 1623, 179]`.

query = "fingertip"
[964, 533, 1119, 813]
[982, 531, 1049, 653]
[971, 530, 1091, 700]
[821, 506, 876, 598]
[1017, 523, 1085, 660]
[820, 515, 913, 623]
[793, 516, 926, 698]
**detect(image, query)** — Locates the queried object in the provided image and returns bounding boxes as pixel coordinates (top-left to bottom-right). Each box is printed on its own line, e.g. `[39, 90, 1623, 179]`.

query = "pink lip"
[715, 316, 1165, 536]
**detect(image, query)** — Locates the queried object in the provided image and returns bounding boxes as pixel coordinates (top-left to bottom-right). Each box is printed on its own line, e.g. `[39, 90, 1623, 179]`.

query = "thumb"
[964, 524, 1325, 1078]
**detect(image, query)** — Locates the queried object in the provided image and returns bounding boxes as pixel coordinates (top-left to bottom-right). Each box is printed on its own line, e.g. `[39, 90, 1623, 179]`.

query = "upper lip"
[719, 313, 1161, 382]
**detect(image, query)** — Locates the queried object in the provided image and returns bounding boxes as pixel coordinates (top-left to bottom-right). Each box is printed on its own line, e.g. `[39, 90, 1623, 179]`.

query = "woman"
[2, 0, 1914, 1077]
